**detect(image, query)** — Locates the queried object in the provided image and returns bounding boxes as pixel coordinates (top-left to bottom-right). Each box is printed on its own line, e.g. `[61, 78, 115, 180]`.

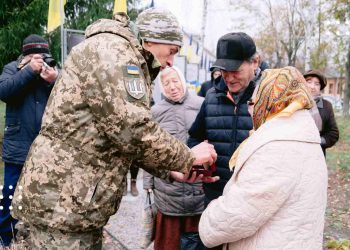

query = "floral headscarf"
[229, 66, 313, 170]
[253, 66, 313, 130]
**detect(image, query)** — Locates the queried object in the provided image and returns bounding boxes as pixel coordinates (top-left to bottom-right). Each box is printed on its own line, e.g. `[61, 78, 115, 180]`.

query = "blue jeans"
[0, 163, 23, 246]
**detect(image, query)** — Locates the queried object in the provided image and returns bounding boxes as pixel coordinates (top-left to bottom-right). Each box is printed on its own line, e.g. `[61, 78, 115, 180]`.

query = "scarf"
[229, 66, 313, 170]
[309, 97, 322, 132]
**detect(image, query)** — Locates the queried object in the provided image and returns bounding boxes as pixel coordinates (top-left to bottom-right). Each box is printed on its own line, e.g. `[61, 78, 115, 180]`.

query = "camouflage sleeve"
[77, 34, 194, 177]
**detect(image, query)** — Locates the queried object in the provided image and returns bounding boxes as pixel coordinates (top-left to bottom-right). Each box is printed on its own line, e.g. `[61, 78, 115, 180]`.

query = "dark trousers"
[130, 165, 139, 179]
[180, 232, 205, 250]
[0, 163, 23, 246]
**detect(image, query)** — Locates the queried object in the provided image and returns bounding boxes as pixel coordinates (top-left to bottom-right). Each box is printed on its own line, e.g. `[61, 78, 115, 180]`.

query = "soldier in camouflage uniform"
[11, 8, 217, 249]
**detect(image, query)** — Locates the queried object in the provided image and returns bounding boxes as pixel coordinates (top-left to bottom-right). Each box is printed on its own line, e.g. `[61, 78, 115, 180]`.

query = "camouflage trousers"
[29, 225, 103, 250]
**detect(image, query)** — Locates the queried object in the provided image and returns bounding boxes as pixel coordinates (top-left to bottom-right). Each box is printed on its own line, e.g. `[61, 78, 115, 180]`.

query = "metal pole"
[60, 0, 65, 64]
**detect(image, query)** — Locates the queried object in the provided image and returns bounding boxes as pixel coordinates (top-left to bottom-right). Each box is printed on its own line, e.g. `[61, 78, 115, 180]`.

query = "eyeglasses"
[247, 99, 255, 106]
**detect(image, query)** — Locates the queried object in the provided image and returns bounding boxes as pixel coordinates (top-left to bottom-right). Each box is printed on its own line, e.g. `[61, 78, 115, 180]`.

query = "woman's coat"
[199, 110, 327, 250]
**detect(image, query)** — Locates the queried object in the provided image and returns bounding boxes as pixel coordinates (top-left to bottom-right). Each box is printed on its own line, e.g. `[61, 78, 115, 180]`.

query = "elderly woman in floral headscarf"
[199, 66, 328, 250]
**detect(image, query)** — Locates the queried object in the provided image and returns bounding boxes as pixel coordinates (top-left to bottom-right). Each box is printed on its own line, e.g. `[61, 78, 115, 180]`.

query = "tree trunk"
[343, 44, 350, 117]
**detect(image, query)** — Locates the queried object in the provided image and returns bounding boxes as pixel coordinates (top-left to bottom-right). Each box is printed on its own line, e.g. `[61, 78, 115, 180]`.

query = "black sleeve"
[198, 85, 206, 97]
[321, 101, 339, 149]
[187, 100, 207, 148]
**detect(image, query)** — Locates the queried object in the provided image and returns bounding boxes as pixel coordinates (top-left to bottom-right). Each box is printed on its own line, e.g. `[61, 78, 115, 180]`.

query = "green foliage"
[327, 116, 350, 173]
[331, 0, 350, 23]
[63, 0, 142, 30]
[64, 0, 113, 30]
[0, 0, 49, 70]
[0, 0, 143, 71]
[326, 239, 350, 250]
[310, 42, 330, 70]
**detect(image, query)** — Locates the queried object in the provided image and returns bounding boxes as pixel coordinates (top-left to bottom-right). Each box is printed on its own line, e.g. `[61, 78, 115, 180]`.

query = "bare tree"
[263, 0, 284, 67]
[330, 0, 350, 116]
[232, 0, 308, 67]
[279, 0, 305, 66]
[343, 43, 350, 116]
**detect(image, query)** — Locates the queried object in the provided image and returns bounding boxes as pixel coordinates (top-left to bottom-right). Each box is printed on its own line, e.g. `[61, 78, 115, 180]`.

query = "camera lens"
[42, 53, 57, 67]
[44, 57, 57, 67]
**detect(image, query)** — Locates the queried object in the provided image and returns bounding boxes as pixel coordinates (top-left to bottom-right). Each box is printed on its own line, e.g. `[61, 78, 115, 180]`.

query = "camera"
[42, 53, 57, 68]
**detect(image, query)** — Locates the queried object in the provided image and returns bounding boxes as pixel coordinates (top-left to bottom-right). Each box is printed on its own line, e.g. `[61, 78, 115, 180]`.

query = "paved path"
[103, 169, 152, 250]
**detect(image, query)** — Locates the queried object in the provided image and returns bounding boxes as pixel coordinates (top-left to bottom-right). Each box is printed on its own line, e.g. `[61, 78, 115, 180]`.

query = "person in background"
[259, 59, 269, 72]
[198, 68, 222, 97]
[0, 34, 58, 246]
[199, 67, 328, 250]
[304, 69, 339, 156]
[11, 9, 217, 249]
[124, 166, 140, 196]
[144, 66, 205, 250]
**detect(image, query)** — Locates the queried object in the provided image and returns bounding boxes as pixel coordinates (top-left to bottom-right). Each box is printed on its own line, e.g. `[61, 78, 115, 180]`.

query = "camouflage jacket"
[12, 13, 194, 232]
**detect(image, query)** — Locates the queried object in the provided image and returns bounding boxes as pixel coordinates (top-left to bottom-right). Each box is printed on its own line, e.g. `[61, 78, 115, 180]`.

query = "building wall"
[323, 77, 345, 98]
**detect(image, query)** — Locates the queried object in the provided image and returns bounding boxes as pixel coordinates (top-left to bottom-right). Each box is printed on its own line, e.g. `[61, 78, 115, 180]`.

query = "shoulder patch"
[126, 65, 140, 75]
[124, 77, 146, 99]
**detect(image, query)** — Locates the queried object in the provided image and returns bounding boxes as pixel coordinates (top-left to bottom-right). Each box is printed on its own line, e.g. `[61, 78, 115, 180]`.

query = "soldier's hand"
[29, 54, 44, 74]
[191, 141, 217, 166]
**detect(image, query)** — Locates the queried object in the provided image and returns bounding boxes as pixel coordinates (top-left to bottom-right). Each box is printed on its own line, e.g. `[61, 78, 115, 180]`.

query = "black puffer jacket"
[188, 76, 255, 204]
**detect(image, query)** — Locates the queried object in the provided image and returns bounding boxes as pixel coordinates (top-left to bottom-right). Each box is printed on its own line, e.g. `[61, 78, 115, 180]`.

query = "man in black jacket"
[0, 34, 58, 246]
[188, 32, 260, 213]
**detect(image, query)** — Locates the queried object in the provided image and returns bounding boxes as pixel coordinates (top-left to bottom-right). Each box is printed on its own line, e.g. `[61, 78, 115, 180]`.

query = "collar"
[141, 47, 161, 81]
[315, 97, 324, 109]
[215, 77, 256, 104]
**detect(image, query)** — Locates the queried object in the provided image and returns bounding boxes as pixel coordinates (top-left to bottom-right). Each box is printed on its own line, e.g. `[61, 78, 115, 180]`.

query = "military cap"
[136, 8, 183, 46]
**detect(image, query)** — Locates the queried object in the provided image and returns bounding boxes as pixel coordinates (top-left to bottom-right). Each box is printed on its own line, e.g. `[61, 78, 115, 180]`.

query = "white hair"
[159, 66, 187, 98]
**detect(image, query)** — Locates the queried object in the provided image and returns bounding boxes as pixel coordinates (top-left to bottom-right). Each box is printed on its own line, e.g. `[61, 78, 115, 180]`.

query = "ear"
[144, 41, 155, 48]
[252, 57, 259, 70]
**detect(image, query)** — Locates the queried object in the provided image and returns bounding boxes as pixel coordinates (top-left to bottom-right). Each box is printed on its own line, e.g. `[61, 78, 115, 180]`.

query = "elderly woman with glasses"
[199, 66, 328, 250]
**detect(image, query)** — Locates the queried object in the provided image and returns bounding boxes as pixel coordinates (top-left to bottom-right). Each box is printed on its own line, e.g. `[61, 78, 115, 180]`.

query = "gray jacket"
[143, 91, 204, 216]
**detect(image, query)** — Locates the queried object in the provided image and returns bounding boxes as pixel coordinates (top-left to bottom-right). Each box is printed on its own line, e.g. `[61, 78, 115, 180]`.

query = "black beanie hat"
[22, 34, 50, 56]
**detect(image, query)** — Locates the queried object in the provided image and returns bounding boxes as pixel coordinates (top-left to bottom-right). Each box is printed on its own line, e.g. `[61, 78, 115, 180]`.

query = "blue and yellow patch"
[127, 65, 140, 75]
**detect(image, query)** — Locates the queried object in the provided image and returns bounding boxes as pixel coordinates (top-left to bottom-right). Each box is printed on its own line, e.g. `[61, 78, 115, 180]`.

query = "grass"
[324, 116, 350, 249]
[327, 116, 350, 174]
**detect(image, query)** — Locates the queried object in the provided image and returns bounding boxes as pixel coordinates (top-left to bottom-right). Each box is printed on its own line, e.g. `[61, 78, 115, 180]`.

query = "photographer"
[0, 34, 57, 246]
